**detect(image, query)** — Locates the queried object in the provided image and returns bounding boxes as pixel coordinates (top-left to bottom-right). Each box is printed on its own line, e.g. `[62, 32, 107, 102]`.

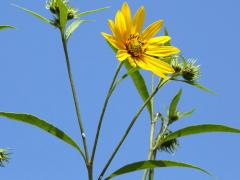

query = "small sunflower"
[102, 2, 180, 79]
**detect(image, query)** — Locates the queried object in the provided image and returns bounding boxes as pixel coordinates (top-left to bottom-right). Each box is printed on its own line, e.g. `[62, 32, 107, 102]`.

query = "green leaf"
[76, 6, 110, 18]
[124, 61, 152, 117]
[105, 40, 152, 117]
[56, 0, 68, 31]
[172, 79, 217, 95]
[179, 109, 195, 119]
[66, 20, 90, 40]
[168, 89, 182, 122]
[0, 112, 84, 156]
[12, 4, 52, 25]
[190, 83, 217, 95]
[0, 25, 15, 30]
[162, 124, 240, 143]
[105, 160, 211, 179]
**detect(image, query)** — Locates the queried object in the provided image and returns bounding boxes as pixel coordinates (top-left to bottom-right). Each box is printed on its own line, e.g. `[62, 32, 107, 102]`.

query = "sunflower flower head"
[102, 2, 180, 79]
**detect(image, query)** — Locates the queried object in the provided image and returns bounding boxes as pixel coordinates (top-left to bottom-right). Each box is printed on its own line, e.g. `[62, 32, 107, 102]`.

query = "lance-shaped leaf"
[179, 109, 195, 119]
[12, 4, 52, 25]
[76, 6, 110, 18]
[162, 124, 240, 143]
[106, 41, 152, 117]
[66, 20, 91, 40]
[105, 160, 211, 179]
[168, 89, 182, 124]
[0, 25, 15, 30]
[56, 0, 68, 31]
[0, 112, 85, 160]
[172, 79, 216, 95]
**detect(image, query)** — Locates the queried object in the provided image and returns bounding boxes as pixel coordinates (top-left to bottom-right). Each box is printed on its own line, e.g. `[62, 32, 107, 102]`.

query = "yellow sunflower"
[101, 2, 180, 79]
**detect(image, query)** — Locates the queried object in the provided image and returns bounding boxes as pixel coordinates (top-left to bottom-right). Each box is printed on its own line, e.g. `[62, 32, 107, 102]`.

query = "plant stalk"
[60, 30, 91, 178]
[98, 79, 168, 179]
[142, 77, 163, 180]
[91, 62, 124, 164]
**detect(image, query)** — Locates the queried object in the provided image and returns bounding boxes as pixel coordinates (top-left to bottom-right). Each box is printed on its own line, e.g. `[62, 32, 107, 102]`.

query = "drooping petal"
[132, 6, 145, 33]
[115, 11, 127, 40]
[121, 2, 132, 31]
[116, 50, 130, 61]
[146, 45, 180, 57]
[101, 32, 125, 49]
[148, 36, 171, 45]
[142, 54, 175, 73]
[136, 58, 168, 79]
[142, 20, 163, 40]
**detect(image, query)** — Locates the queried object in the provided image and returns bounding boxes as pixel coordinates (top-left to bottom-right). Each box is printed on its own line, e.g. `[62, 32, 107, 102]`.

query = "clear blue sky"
[1, 0, 240, 179]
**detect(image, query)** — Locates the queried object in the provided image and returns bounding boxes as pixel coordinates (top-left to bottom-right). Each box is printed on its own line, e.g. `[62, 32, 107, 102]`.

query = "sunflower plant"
[1, 1, 240, 180]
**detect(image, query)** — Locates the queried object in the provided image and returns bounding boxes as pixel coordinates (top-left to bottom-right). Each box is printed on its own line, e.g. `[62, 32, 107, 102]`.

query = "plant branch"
[60, 30, 90, 164]
[91, 62, 124, 164]
[98, 79, 168, 179]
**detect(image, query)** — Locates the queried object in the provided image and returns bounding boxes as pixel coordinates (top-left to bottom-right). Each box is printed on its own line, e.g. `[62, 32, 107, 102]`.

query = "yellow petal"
[136, 58, 168, 79]
[128, 56, 137, 67]
[142, 20, 163, 40]
[132, 6, 145, 33]
[108, 19, 116, 36]
[121, 2, 132, 31]
[146, 46, 180, 57]
[148, 36, 171, 45]
[116, 50, 130, 61]
[142, 55, 175, 73]
[101, 32, 125, 49]
[115, 11, 127, 39]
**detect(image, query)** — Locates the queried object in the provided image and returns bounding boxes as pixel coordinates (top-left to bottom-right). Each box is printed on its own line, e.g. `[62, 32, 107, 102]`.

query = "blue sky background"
[1, 0, 240, 179]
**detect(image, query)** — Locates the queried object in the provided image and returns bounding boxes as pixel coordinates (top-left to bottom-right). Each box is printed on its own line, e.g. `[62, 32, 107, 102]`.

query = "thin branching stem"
[91, 62, 124, 164]
[60, 30, 90, 168]
[98, 79, 168, 180]
[142, 77, 164, 180]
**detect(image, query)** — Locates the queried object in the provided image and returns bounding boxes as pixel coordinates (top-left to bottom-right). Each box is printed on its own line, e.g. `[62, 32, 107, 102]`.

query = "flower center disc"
[126, 34, 145, 57]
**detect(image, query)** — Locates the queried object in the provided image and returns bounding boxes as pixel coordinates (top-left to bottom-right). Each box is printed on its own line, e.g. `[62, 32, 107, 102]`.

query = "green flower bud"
[0, 149, 10, 167]
[157, 130, 179, 153]
[67, 7, 78, 20]
[182, 58, 200, 82]
[171, 59, 182, 73]
[46, 0, 78, 20]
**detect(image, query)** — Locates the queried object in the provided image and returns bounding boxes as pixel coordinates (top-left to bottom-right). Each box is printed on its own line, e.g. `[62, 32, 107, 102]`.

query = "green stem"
[91, 62, 124, 164]
[98, 79, 168, 180]
[142, 78, 164, 180]
[60, 30, 90, 166]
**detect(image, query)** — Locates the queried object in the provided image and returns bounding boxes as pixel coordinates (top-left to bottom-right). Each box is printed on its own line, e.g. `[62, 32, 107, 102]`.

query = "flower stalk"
[59, 29, 91, 178]
[98, 78, 168, 179]
[91, 61, 124, 165]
